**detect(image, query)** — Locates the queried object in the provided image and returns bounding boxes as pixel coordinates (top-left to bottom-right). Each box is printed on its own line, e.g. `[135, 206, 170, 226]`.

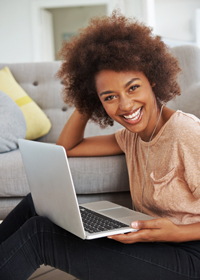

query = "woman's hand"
[108, 218, 182, 244]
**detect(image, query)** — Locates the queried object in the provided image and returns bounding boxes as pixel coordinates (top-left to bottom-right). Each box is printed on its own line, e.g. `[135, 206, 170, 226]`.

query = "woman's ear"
[151, 82, 156, 87]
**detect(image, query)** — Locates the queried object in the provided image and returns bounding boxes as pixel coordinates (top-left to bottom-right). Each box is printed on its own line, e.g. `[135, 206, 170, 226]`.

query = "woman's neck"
[138, 106, 175, 142]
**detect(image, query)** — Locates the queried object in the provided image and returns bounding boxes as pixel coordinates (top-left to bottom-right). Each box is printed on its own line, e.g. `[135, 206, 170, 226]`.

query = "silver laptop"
[18, 139, 152, 240]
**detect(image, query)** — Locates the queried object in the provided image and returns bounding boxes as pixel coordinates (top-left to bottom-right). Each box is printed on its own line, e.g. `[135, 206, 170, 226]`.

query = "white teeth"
[123, 107, 142, 120]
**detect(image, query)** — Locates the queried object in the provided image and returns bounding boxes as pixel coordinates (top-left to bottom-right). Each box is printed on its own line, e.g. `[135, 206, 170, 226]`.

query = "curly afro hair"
[56, 12, 181, 127]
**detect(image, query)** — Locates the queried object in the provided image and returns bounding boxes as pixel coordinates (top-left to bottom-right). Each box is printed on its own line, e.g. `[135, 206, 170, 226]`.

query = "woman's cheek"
[103, 105, 115, 119]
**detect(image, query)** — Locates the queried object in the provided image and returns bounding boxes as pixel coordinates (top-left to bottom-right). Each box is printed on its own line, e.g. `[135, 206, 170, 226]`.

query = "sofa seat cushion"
[0, 149, 129, 197]
[69, 155, 129, 194]
[0, 198, 23, 220]
[0, 149, 29, 197]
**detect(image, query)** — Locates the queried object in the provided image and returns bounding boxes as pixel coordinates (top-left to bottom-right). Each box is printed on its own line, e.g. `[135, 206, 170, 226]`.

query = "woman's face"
[95, 70, 160, 141]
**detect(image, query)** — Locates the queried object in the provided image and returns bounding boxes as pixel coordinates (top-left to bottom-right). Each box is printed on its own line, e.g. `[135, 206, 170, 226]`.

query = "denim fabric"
[1, 193, 200, 280]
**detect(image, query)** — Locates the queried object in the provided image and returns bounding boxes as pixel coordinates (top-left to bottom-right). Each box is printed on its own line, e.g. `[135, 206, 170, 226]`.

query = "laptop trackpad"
[100, 207, 133, 219]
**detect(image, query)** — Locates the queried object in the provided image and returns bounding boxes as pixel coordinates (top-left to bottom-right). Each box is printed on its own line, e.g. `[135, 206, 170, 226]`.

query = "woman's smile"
[121, 106, 143, 124]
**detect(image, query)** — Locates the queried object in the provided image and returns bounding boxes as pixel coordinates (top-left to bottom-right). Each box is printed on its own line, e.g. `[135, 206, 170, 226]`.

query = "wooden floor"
[28, 265, 79, 280]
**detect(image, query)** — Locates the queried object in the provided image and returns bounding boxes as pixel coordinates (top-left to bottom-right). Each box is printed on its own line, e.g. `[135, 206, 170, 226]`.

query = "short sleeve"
[115, 128, 126, 152]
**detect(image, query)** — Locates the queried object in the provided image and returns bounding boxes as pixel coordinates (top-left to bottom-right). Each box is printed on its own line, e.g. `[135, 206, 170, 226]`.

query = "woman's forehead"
[95, 70, 145, 86]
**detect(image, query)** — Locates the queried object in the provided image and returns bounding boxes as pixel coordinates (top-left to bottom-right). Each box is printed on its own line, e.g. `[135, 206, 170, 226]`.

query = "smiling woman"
[2, 11, 200, 280]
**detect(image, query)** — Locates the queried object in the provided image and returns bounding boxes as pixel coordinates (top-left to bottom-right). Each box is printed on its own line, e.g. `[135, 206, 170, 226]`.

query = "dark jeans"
[1, 194, 200, 280]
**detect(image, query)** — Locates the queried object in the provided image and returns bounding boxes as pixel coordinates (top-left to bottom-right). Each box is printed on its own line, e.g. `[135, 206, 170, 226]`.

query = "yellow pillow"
[0, 67, 51, 140]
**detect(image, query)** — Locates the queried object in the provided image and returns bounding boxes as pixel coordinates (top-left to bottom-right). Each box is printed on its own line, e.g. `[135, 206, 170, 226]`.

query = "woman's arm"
[108, 218, 200, 244]
[56, 109, 123, 157]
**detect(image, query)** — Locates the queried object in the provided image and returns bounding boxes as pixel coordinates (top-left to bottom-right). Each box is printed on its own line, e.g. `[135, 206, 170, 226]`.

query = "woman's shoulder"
[172, 110, 200, 128]
[115, 127, 137, 140]
[168, 110, 200, 140]
[115, 128, 137, 152]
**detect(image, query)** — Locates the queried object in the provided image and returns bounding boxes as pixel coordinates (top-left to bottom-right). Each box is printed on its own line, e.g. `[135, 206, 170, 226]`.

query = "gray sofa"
[0, 45, 200, 220]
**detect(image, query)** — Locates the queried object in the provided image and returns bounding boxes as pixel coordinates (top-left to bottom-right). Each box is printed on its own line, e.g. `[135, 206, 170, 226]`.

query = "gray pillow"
[0, 90, 27, 153]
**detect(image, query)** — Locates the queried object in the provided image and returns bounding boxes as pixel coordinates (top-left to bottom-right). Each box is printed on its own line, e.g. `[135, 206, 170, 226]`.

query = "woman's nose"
[119, 96, 133, 111]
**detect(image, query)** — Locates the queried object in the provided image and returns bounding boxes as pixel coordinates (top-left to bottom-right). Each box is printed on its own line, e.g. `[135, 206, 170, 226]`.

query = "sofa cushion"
[0, 198, 23, 220]
[0, 90, 26, 153]
[69, 155, 129, 194]
[0, 149, 29, 197]
[0, 149, 129, 197]
[178, 82, 200, 118]
[0, 66, 51, 140]
[168, 81, 200, 119]
[168, 45, 200, 118]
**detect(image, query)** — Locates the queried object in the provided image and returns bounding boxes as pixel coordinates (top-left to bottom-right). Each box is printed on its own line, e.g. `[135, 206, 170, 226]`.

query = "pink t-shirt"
[115, 110, 200, 225]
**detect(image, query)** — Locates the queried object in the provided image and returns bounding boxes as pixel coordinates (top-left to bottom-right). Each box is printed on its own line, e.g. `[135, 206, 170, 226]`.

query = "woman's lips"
[122, 107, 143, 124]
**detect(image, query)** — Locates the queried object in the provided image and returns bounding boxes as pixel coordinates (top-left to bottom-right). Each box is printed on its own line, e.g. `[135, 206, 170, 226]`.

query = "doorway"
[31, 0, 115, 62]
[46, 5, 107, 61]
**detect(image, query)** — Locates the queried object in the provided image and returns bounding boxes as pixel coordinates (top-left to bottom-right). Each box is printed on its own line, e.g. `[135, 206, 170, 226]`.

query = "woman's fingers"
[108, 218, 179, 244]
[131, 219, 163, 230]
[108, 230, 154, 244]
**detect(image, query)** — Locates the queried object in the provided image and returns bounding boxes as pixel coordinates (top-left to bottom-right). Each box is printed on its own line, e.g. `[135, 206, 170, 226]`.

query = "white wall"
[0, 0, 110, 63]
[0, 0, 33, 63]
[124, 0, 143, 20]
[48, 5, 107, 60]
[155, 0, 200, 42]
[0, 0, 199, 63]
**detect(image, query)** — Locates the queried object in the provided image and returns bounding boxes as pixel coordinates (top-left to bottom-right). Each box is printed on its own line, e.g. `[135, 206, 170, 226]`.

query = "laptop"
[18, 139, 153, 240]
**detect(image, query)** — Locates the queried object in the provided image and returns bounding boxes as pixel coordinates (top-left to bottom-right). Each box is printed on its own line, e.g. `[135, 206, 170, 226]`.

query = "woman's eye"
[129, 85, 139, 92]
[104, 95, 116, 101]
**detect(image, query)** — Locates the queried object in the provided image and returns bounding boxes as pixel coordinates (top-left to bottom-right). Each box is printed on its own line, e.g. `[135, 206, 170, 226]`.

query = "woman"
[1, 12, 200, 280]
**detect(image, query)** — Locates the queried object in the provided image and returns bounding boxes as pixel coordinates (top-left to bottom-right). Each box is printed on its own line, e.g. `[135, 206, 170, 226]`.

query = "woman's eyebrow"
[125, 78, 140, 88]
[99, 90, 114, 96]
[99, 78, 140, 97]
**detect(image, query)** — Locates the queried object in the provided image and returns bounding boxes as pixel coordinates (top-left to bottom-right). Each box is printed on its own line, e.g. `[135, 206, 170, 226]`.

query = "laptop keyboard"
[79, 206, 129, 234]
